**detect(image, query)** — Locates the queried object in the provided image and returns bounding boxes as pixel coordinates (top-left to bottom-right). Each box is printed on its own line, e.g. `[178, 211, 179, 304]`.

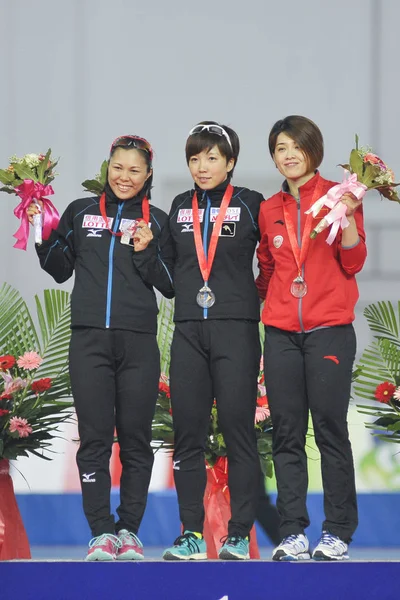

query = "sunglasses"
[110, 135, 153, 161]
[188, 124, 233, 150]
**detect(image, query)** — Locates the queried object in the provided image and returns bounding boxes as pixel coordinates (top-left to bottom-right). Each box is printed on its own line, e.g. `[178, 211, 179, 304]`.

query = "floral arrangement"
[0, 284, 73, 460]
[354, 300, 400, 444]
[0, 150, 59, 249]
[307, 135, 400, 244]
[81, 160, 108, 196]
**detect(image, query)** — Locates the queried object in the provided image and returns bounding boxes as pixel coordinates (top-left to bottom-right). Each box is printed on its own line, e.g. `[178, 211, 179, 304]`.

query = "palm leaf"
[35, 289, 71, 381]
[0, 283, 40, 354]
[353, 339, 400, 401]
[364, 301, 400, 348]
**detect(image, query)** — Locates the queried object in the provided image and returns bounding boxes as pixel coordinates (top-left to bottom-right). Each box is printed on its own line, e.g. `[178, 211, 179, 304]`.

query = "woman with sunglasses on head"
[27, 135, 174, 561]
[162, 121, 264, 561]
[256, 115, 366, 561]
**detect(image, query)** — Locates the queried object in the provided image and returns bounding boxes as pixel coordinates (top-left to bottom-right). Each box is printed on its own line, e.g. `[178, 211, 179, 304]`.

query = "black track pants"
[69, 328, 160, 537]
[264, 324, 358, 543]
[170, 320, 261, 538]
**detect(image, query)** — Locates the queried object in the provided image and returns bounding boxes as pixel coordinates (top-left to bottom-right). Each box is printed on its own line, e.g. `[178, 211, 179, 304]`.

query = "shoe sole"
[162, 551, 208, 561]
[312, 552, 349, 561]
[85, 550, 115, 561]
[117, 550, 144, 561]
[273, 552, 311, 562]
[218, 549, 250, 560]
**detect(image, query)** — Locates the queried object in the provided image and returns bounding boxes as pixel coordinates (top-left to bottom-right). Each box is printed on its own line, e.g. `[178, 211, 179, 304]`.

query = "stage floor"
[29, 545, 400, 561]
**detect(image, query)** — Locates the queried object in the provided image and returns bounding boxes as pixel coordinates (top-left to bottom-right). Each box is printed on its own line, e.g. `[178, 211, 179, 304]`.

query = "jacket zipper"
[203, 195, 211, 320]
[297, 194, 305, 332]
[105, 203, 123, 328]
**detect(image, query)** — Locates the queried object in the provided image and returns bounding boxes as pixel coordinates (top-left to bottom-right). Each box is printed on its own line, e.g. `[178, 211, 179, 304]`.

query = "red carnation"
[0, 408, 10, 416]
[0, 355, 16, 371]
[31, 377, 52, 394]
[374, 381, 396, 404]
[159, 381, 170, 398]
[257, 395, 268, 407]
[0, 393, 13, 400]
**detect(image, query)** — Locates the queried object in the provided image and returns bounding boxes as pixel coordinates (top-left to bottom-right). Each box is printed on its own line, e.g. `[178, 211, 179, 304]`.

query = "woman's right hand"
[26, 200, 43, 225]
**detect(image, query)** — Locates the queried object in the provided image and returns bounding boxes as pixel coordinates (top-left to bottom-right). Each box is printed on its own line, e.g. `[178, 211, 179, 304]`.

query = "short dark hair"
[185, 121, 240, 179]
[268, 115, 324, 172]
[109, 135, 153, 198]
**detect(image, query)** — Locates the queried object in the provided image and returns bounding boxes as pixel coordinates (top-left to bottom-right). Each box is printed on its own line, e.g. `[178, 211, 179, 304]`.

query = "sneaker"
[117, 529, 144, 561]
[312, 531, 349, 561]
[162, 531, 207, 561]
[85, 533, 121, 561]
[272, 534, 310, 561]
[218, 535, 250, 560]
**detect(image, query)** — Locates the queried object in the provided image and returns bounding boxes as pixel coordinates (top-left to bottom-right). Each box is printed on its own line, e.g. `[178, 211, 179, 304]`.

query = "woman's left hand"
[133, 220, 153, 251]
[340, 192, 363, 217]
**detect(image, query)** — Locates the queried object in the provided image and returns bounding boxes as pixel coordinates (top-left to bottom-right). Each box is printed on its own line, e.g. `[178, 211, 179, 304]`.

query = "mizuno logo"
[86, 229, 103, 238]
[181, 223, 194, 233]
[82, 472, 96, 482]
[172, 460, 181, 470]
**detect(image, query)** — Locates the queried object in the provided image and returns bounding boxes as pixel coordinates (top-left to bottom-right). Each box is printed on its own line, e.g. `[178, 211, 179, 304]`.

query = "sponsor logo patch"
[82, 214, 112, 229]
[82, 472, 96, 483]
[177, 208, 204, 223]
[86, 229, 103, 238]
[210, 207, 241, 222]
[273, 235, 284, 248]
[219, 222, 236, 237]
[181, 223, 194, 233]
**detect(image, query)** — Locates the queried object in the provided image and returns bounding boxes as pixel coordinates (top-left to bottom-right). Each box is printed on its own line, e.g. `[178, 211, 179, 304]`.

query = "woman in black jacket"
[163, 122, 264, 561]
[28, 135, 174, 561]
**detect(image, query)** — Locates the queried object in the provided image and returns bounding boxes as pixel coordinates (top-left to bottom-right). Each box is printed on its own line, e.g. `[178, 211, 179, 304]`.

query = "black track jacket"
[168, 181, 263, 321]
[36, 190, 174, 334]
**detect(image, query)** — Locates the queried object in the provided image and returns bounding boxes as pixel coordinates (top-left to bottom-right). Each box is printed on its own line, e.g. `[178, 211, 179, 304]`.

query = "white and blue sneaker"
[272, 534, 310, 561]
[312, 531, 349, 561]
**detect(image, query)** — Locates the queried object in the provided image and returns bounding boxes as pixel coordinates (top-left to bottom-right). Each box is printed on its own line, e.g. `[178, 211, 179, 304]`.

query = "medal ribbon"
[282, 178, 325, 277]
[99, 192, 150, 237]
[192, 184, 234, 283]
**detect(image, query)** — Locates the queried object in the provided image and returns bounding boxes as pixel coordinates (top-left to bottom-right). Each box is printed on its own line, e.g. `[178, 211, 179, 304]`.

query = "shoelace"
[89, 533, 121, 549]
[119, 531, 143, 548]
[220, 535, 247, 547]
[282, 534, 302, 545]
[319, 532, 343, 547]
[280, 534, 307, 552]
[173, 533, 202, 552]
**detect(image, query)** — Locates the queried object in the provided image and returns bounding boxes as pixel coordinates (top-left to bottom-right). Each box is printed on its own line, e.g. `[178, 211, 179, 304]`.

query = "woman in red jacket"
[256, 115, 366, 561]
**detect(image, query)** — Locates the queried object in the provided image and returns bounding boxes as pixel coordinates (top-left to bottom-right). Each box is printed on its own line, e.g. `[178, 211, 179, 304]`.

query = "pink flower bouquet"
[306, 136, 400, 244]
[0, 150, 60, 250]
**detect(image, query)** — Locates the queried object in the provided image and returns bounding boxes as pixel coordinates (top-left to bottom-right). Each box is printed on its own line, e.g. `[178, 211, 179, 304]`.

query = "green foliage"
[0, 150, 57, 194]
[354, 300, 400, 444]
[0, 284, 73, 460]
[82, 160, 108, 196]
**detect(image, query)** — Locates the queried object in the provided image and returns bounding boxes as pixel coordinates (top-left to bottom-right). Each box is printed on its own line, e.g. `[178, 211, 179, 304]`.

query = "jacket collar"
[194, 178, 231, 204]
[282, 170, 321, 200]
[105, 182, 147, 207]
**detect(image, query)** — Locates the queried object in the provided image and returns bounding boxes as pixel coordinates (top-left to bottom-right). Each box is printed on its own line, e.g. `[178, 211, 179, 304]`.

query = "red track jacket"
[256, 172, 367, 332]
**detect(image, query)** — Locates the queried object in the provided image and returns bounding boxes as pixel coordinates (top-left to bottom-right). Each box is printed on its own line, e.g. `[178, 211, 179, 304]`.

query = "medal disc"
[290, 276, 308, 298]
[196, 285, 216, 308]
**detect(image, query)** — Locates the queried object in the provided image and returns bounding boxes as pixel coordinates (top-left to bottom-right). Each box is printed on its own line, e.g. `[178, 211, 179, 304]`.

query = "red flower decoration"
[159, 381, 170, 398]
[374, 381, 396, 404]
[0, 393, 13, 400]
[257, 395, 268, 407]
[0, 355, 16, 370]
[31, 377, 52, 394]
[0, 408, 10, 416]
